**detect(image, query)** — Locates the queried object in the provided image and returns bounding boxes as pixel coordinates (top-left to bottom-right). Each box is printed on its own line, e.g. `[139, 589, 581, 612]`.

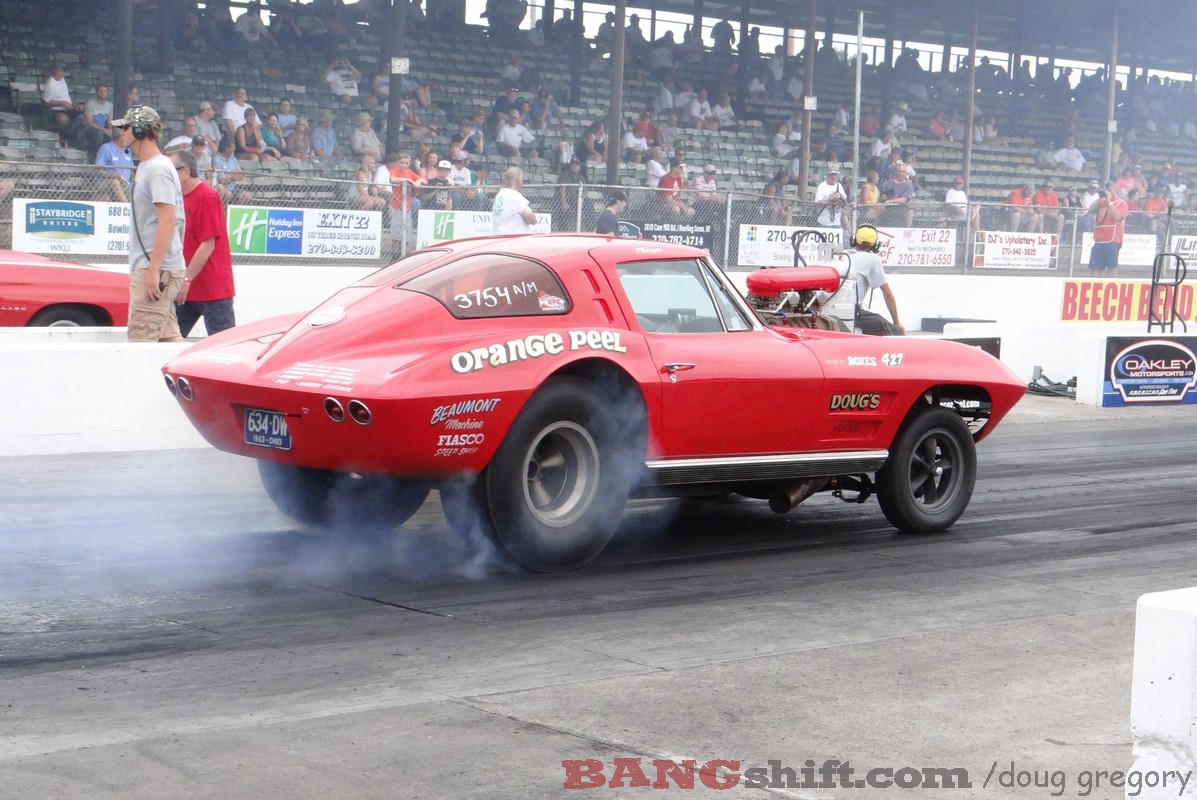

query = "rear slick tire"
[483, 377, 641, 572]
[258, 461, 430, 530]
[876, 406, 976, 533]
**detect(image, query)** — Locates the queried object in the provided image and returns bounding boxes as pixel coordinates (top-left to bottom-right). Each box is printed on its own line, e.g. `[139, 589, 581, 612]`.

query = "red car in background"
[0, 249, 128, 327]
[163, 234, 1026, 572]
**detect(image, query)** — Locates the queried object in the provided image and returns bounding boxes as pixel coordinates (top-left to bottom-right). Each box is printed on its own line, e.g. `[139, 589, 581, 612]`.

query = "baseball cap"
[191, 135, 207, 146]
[453, 151, 469, 161]
[199, 100, 213, 111]
[111, 105, 162, 133]
[507, 86, 519, 92]
[826, 163, 840, 174]
[437, 160, 452, 169]
[704, 163, 716, 173]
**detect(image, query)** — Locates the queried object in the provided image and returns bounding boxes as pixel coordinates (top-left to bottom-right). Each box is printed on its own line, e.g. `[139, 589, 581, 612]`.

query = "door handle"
[662, 362, 696, 382]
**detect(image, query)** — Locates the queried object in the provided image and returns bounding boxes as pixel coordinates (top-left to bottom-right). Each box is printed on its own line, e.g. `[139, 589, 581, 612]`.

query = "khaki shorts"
[128, 268, 183, 342]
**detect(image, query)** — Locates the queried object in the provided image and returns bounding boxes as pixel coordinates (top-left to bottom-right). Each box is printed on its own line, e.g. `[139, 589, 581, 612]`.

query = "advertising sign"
[875, 227, 956, 268]
[1080, 233, 1158, 267]
[630, 220, 713, 250]
[228, 206, 383, 259]
[415, 209, 551, 248]
[1103, 337, 1197, 406]
[972, 231, 1058, 269]
[736, 224, 843, 267]
[1060, 279, 1195, 323]
[12, 199, 131, 256]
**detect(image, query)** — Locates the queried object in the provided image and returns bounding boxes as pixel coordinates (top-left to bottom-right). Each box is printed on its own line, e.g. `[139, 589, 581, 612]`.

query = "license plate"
[244, 408, 292, 450]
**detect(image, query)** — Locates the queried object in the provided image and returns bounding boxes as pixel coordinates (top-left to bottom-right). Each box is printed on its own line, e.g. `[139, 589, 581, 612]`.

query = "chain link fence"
[3, 160, 1194, 278]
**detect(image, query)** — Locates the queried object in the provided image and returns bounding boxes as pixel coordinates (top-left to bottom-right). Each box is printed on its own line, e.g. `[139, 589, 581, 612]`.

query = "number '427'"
[881, 352, 904, 367]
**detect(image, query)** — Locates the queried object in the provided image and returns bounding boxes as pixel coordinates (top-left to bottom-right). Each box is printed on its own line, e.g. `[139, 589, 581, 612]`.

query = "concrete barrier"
[1127, 588, 1197, 799]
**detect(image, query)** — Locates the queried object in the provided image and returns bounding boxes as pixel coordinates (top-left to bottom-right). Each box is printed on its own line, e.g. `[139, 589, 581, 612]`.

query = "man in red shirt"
[1088, 185, 1128, 277]
[1142, 185, 1170, 236]
[1031, 179, 1062, 235]
[657, 159, 694, 218]
[633, 110, 660, 147]
[1005, 181, 1041, 232]
[171, 149, 235, 336]
[387, 151, 424, 243]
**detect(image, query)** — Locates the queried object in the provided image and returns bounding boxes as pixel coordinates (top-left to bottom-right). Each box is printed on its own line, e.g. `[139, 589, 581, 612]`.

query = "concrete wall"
[1, 266, 1175, 456]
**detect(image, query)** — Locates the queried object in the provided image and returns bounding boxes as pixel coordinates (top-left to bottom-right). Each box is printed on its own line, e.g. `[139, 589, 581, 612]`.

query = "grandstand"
[3, 0, 1197, 254]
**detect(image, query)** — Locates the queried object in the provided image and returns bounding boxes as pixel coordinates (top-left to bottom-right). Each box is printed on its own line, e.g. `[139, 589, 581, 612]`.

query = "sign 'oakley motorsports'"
[1103, 337, 1197, 406]
[11, 199, 130, 256]
[227, 206, 383, 259]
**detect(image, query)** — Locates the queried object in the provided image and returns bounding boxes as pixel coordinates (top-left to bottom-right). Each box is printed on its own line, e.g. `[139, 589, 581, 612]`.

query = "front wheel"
[29, 306, 99, 327]
[876, 406, 976, 533]
[481, 377, 644, 572]
[257, 461, 430, 530]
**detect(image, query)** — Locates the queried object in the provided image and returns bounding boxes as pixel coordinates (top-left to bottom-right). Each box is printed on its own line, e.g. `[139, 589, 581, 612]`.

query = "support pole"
[962, 0, 979, 191]
[796, 0, 817, 199]
[605, 0, 627, 186]
[1103, 4, 1121, 184]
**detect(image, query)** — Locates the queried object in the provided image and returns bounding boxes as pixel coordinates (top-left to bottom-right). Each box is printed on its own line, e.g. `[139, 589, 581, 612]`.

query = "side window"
[699, 259, 755, 331]
[401, 253, 571, 318]
[354, 249, 448, 287]
[616, 259, 725, 333]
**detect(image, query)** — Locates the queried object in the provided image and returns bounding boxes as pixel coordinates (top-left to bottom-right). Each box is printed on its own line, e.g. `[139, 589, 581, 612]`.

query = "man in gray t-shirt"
[112, 105, 187, 342]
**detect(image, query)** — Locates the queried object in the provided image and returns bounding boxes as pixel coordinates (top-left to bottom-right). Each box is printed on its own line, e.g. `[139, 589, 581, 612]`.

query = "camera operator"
[815, 164, 849, 233]
[1088, 181, 1128, 277]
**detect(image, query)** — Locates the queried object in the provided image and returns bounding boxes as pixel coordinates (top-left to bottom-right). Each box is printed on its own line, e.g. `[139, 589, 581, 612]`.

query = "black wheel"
[29, 306, 99, 327]
[876, 406, 976, 533]
[257, 461, 430, 530]
[481, 376, 645, 572]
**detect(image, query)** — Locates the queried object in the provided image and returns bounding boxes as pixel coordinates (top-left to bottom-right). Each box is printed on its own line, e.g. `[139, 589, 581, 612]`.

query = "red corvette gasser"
[0, 249, 129, 327]
[164, 234, 1025, 571]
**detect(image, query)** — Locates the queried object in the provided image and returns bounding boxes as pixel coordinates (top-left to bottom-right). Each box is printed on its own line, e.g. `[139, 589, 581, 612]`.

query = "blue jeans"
[177, 297, 236, 337]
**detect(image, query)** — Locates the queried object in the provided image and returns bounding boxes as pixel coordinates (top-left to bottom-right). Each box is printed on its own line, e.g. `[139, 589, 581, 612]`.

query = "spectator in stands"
[1142, 185, 1170, 236]
[633, 111, 660, 148]
[42, 61, 77, 146]
[1113, 167, 1136, 195]
[868, 126, 895, 172]
[880, 164, 916, 227]
[223, 87, 253, 140]
[1054, 137, 1086, 173]
[447, 151, 473, 208]
[1167, 172, 1189, 210]
[687, 88, 715, 131]
[656, 109, 679, 150]
[286, 116, 313, 162]
[388, 152, 424, 240]
[692, 164, 725, 224]
[235, 108, 278, 162]
[595, 12, 616, 54]
[416, 150, 441, 183]
[349, 112, 383, 161]
[824, 124, 846, 164]
[677, 25, 704, 67]
[275, 98, 297, 139]
[79, 84, 114, 158]
[553, 10, 581, 48]
[95, 133, 134, 203]
[857, 169, 881, 222]
[814, 165, 849, 231]
[944, 175, 978, 227]
[189, 136, 214, 184]
[325, 57, 363, 105]
[888, 102, 909, 135]
[233, 1, 275, 51]
[760, 170, 792, 225]
[1004, 181, 1040, 232]
[773, 120, 801, 160]
[644, 147, 667, 188]
[212, 136, 251, 204]
[1131, 165, 1149, 197]
[924, 110, 948, 141]
[171, 149, 236, 338]
[270, 6, 304, 51]
[658, 159, 694, 218]
[649, 32, 677, 80]
[421, 161, 454, 211]
[712, 92, 739, 133]
[262, 113, 297, 162]
[860, 106, 881, 138]
[180, 11, 207, 51]
[497, 111, 537, 159]
[652, 78, 675, 117]
[452, 117, 486, 158]
[310, 110, 344, 164]
[126, 84, 140, 110]
[711, 19, 735, 55]
[530, 91, 563, 134]
[673, 81, 697, 119]
[165, 117, 201, 153]
[1033, 179, 1064, 235]
[623, 14, 647, 60]
[196, 102, 222, 154]
[577, 121, 606, 171]
[1035, 140, 1057, 170]
[621, 120, 650, 163]
[556, 156, 586, 232]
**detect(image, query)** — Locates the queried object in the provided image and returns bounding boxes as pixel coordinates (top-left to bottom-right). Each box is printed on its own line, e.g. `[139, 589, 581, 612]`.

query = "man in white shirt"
[944, 175, 978, 226]
[1054, 137, 1086, 173]
[222, 87, 253, 140]
[497, 111, 537, 158]
[42, 62, 76, 146]
[165, 117, 201, 153]
[814, 166, 849, 230]
[644, 148, 667, 188]
[652, 79, 674, 116]
[493, 167, 538, 234]
[688, 88, 714, 131]
[673, 81, 697, 119]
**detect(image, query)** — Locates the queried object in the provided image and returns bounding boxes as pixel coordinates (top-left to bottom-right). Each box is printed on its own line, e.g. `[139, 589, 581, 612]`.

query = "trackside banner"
[228, 206, 383, 259]
[1103, 336, 1197, 406]
[1059, 280, 1195, 323]
[11, 199, 131, 256]
[415, 210, 551, 248]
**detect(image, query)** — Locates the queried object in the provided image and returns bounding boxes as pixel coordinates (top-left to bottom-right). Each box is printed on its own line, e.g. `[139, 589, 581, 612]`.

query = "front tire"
[481, 377, 644, 572]
[30, 306, 99, 327]
[258, 461, 430, 530]
[876, 406, 976, 533]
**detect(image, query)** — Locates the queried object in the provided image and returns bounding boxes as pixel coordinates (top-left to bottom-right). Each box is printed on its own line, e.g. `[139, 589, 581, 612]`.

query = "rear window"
[401, 253, 572, 319]
[354, 249, 449, 287]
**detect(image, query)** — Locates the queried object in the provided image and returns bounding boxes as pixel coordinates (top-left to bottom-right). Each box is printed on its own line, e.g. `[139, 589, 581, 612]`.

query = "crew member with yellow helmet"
[847, 224, 904, 336]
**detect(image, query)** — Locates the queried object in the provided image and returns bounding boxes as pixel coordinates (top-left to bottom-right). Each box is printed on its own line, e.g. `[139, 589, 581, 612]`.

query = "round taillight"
[347, 400, 372, 426]
[324, 397, 345, 422]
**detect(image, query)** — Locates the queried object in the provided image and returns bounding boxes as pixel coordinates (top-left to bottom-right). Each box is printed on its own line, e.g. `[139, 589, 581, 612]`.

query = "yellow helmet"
[853, 224, 880, 251]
